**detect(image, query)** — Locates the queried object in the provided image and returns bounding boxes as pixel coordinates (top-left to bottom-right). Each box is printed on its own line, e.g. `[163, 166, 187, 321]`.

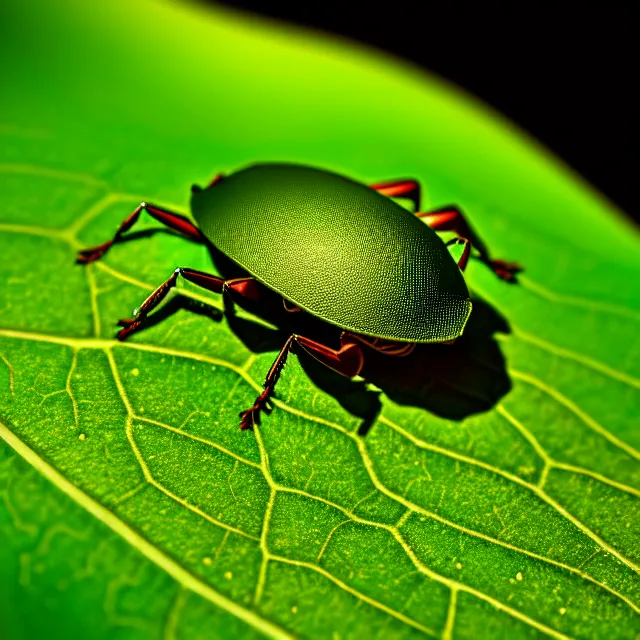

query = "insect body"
[78, 163, 521, 429]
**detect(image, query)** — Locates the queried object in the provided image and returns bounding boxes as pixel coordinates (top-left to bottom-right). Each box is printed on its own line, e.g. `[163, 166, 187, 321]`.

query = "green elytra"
[77, 162, 521, 429]
[191, 163, 471, 343]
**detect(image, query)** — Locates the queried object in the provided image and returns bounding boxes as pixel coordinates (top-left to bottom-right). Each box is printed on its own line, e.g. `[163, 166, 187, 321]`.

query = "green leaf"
[1, 2, 638, 639]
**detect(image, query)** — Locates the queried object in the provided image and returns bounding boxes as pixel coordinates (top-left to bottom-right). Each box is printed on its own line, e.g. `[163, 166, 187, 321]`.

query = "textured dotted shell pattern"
[191, 164, 472, 343]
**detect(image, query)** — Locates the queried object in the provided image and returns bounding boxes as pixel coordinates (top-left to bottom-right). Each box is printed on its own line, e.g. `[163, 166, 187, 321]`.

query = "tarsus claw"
[76, 241, 113, 264]
[238, 388, 273, 429]
[238, 408, 258, 430]
[489, 259, 523, 282]
[116, 321, 141, 341]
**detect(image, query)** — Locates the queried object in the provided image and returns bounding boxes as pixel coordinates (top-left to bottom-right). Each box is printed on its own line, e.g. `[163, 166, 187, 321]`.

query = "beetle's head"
[190, 184, 203, 194]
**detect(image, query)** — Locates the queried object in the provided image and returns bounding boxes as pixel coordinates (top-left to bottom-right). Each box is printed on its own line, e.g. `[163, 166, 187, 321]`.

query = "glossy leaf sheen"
[0, 1, 639, 639]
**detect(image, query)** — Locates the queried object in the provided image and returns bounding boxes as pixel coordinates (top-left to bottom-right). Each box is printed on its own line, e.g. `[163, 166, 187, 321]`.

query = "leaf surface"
[0, 2, 639, 639]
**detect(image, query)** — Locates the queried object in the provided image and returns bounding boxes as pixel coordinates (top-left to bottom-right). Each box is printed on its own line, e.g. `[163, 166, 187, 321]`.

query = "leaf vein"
[2, 327, 638, 612]
[106, 350, 260, 541]
[0, 420, 293, 640]
[505, 330, 640, 390]
[519, 276, 640, 321]
[0, 351, 15, 397]
[269, 554, 439, 638]
[498, 405, 640, 496]
[510, 369, 640, 460]
[135, 415, 260, 469]
[379, 415, 639, 575]
[442, 588, 457, 640]
[253, 426, 277, 606]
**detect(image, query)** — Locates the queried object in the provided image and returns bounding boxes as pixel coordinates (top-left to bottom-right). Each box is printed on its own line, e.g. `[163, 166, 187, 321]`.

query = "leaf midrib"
[0, 419, 294, 640]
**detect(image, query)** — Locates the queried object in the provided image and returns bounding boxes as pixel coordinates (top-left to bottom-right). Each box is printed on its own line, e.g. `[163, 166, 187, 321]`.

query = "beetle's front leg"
[77, 202, 203, 263]
[239, 333, 364, 430]
[116, 268, 260, 340]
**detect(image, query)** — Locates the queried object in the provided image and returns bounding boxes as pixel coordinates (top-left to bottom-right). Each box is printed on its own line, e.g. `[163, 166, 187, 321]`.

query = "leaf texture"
[0, 1, 639, 639]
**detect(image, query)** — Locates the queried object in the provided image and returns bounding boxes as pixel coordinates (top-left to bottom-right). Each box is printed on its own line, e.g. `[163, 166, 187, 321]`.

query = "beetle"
[77, 163, 521, 430]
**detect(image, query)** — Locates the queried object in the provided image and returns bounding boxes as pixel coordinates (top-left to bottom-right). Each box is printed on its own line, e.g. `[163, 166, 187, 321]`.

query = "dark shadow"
[282, 295, 511, 434]
[297, 348, 383, 434]
[220, 303, 384, 432]
[361, 296, 511, 424]
[214, 283, 512, 432]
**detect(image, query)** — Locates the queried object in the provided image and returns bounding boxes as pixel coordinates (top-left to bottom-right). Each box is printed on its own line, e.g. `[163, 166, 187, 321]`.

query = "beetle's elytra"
[77, 163, 521, 429]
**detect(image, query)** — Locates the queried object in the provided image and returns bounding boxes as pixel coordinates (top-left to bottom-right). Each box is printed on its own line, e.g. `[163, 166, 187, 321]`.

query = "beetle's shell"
[191, 164, 471, 343]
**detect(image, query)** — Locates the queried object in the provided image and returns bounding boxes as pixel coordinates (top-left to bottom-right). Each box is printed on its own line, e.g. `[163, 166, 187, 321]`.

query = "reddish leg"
[77, 202, 203, 263]
[345, 332, 416, 356]
[239, 332, 365, 430]
[117, 268, 259, 340]
[446, 237, 471, 272]
[369, 179, 421, 211]
[418, 205, 522, 282]
[191, 172, 225, 194]
[208, 172, 224, 187]
[283, 299, 301, 313]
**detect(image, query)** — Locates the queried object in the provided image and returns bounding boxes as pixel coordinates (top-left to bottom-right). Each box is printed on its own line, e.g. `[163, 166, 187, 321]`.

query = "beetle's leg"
[117, 268, 259, 340]
[446, 237, 471, 272]
[282, 298, 302, 313]
[191, 173, 225, 194]
[369, 179, 421, 211]
[417, 205, 523, 282]
[239, 335, 295, 430]
[345, 332, 416, 356]
[239, 333, 364, 430]
[208, 172, 224, 187]
[295, 333, 365, 378]
[76, 202, 204, 263]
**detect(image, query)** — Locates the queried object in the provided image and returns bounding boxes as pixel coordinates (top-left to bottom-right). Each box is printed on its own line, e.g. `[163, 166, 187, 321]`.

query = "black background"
[209, 3, 637, 225]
